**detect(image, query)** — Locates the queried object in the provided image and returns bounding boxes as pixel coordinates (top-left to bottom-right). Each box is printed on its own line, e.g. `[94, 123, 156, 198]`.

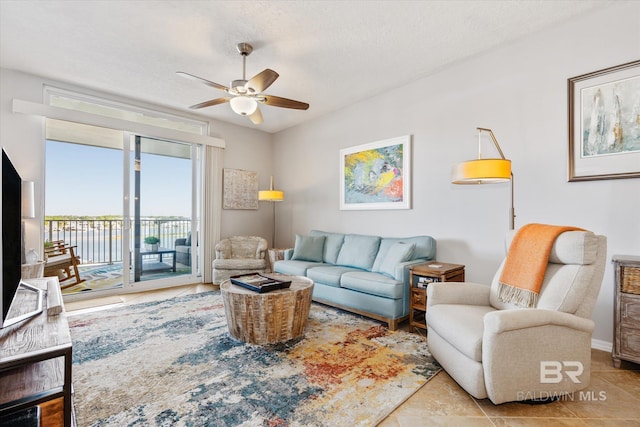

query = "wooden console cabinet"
[612, 255, 640, 368]
[409, 262, 465, 333]
[0, 277, 73, 427]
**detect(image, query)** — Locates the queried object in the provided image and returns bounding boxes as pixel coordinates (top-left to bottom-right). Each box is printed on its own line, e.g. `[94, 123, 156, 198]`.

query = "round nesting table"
[220, 274, 314, 345]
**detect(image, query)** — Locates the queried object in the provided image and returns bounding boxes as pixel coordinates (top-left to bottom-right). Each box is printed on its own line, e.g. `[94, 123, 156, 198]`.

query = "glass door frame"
[121, 132, 202, 293]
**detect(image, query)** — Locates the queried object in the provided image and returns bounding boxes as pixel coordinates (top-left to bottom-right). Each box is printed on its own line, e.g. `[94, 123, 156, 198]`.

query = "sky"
[45, 140, 192, 217]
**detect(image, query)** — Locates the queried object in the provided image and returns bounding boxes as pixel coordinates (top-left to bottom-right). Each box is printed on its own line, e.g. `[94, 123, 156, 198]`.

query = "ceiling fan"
[177, 42, 309, 125]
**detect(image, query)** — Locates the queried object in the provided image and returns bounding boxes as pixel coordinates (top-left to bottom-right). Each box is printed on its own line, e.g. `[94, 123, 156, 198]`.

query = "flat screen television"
[1, 148, 42, 328]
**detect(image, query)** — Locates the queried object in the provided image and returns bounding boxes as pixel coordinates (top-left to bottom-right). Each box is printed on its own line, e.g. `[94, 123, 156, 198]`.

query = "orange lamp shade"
[451, 159, 511, 184]
[258, 190, 284, 201]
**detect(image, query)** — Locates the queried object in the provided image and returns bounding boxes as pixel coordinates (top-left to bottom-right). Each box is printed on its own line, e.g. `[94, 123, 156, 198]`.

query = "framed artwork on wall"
[223, 168, 258, 210]
[568, 60, 640, 181]
[339, 135, 411, 210]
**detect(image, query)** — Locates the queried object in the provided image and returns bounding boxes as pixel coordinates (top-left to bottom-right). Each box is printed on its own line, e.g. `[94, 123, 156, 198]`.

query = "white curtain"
[202, 145, 224, 283]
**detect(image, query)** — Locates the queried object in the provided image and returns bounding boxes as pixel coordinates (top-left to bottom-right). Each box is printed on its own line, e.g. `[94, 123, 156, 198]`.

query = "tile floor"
[66, 284, 640, 426]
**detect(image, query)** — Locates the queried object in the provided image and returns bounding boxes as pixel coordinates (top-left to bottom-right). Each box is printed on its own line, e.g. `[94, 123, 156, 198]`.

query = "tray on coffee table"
[230, 273, 292, 293]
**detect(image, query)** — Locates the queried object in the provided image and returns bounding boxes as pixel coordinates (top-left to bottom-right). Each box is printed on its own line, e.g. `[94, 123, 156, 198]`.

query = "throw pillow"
[379, 242, 416, 277]
[292, 234, 326, 262]
[336, 234, 381, 270]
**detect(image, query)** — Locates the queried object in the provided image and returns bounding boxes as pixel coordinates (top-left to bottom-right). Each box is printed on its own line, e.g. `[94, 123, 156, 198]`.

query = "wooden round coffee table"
[220, 274, 314, 345]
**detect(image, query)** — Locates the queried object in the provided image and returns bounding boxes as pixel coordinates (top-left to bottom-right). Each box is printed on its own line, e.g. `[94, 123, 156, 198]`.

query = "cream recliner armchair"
[425, 229, 606, 404]
[212, 236, 268, 284]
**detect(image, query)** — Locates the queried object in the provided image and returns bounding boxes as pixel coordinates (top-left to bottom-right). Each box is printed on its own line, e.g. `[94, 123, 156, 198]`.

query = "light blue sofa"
[274, 230, 436, 330]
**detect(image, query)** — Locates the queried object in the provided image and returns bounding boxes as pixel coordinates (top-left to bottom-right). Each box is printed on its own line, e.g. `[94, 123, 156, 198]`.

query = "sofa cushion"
[340, 271, 404, 299]
[185, 234, 192, 246]
[426, 304, 496, 361]
[292, 234, 326, 262]
[273, 260, 326, 276]
[372, 236, 436, 271]
[336, 234, 381, 270]
[307, 265, 361, 288]
[378, 242, 416, 277]
[310, 230, 345, 264]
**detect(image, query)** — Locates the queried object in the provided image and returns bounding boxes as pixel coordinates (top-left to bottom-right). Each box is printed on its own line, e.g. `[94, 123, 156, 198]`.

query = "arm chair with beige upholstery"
[425, 227, 606, 405]
[212, 236, 269, 284]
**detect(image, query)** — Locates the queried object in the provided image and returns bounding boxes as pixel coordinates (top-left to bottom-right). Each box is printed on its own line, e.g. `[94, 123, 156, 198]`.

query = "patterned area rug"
[69, 291, 440, 426]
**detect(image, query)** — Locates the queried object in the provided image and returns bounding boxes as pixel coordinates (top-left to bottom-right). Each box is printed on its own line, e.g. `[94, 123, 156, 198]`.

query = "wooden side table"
[409, 262, 465, 333]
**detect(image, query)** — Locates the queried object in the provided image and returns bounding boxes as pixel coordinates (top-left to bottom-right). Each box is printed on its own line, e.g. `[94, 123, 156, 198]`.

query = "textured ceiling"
[0, 1, 612, 133]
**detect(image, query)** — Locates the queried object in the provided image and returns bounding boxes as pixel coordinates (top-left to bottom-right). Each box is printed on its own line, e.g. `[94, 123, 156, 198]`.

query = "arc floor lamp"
[258, 176, 284, 247]
[452, 127, 516, 230]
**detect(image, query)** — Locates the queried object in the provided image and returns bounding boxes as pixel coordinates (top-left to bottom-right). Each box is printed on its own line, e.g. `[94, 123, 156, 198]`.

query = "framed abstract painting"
[340, 135, 411, 210]
[568, 60, 640, 181]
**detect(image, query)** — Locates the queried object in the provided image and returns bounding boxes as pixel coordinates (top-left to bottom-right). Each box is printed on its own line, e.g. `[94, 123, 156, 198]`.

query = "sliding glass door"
[127, 135, 200, 287]
[45, 120, 202, 297]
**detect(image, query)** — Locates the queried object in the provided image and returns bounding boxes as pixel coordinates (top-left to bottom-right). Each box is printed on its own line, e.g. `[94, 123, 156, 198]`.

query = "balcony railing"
[44, 218, 192, 265]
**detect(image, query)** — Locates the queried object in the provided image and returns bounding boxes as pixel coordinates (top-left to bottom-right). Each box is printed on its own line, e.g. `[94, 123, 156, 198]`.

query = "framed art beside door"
[568, 60, 640, 181]
[340, 135, 411, 210]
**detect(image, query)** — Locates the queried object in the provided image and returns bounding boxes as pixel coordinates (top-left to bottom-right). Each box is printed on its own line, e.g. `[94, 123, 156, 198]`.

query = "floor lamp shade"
[452, 128, 515, 229]
[452, 159, 511, 184]
[258, 189, 284, 201]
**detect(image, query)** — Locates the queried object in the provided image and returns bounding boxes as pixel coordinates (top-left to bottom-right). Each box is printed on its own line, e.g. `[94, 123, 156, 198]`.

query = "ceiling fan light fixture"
[230, 96, 257, 116]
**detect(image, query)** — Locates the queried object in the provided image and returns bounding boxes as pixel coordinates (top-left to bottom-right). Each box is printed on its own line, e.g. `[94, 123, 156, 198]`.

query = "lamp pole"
[258, 176, 284, 248]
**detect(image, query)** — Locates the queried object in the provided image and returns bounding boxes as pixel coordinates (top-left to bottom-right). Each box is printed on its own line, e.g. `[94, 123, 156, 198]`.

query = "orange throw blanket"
[498, 223, 583, 308]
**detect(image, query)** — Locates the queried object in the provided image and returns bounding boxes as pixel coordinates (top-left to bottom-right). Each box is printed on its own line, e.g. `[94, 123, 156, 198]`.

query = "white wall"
[273, 3, 640, 346]
[0, 68, 275, 263]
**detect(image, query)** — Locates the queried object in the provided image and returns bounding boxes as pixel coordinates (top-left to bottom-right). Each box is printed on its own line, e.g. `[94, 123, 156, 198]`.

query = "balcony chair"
[43, 241, 85, 289]
[212, 236, 268, 284]
[175, 233, 196, 266]
[425, 225, 606, 404]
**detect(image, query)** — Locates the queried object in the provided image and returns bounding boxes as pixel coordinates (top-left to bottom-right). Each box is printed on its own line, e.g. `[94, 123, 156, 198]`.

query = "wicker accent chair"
[425, 228, 606, 404]
[212, 236, 269, 284]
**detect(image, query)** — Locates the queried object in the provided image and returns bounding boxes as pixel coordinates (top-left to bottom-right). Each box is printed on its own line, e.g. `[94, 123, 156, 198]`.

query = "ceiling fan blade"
[246, 69, 279, 93]
[248, 107, 263, 125]
[176, 71, 229, 92]
[188, 97, 231, 109]
[260, 95, 309, 110]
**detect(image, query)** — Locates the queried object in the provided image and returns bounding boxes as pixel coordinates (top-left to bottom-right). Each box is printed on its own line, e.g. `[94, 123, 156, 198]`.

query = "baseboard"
[591, 338, 612, 352]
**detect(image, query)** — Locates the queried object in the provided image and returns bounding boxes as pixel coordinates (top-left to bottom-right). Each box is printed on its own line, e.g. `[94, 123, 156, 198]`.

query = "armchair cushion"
[426, 303, 496, 361]
[490, 231, 605, 316]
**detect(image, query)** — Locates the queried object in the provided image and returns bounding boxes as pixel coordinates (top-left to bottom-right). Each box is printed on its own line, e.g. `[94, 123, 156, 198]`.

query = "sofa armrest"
[427, 282, 491, 308]
[175, 238, 187, 246]
[394, 259, 429, 282]
[484, 308, 595, 335]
